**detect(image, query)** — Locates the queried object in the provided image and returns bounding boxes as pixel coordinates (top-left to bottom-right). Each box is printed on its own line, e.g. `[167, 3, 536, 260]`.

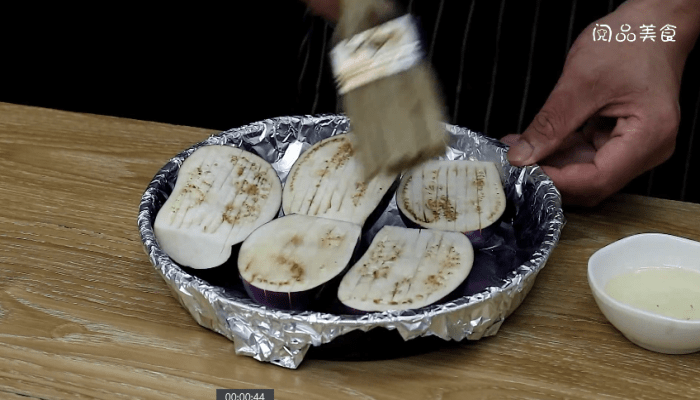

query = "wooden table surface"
[1, 102, 699, 400]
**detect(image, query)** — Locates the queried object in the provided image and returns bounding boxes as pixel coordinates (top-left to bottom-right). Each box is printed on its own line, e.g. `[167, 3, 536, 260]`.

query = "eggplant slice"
[397, 160, 506, 233]
[154, 145, 282, 270]
[238, 214, 362, 311]
[283, 134, 396, 226]
[338, 226, 474, 312]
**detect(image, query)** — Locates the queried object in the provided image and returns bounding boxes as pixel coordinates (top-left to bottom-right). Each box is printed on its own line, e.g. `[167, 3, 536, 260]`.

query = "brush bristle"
[344, 63, 447, 178]
[337, 0, 400, 37]
[337, 0, 448, 179]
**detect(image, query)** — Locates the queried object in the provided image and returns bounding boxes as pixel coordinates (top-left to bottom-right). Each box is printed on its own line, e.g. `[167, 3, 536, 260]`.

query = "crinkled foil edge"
[138, 115, 565, 369]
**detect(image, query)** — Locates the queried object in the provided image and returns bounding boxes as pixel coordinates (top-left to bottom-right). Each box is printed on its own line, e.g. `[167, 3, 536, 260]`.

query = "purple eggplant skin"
[361, 176, 400, 229]
[242, 279, 320, 312]
[237, 215, 363, 312]
[397, 208, 503, 249]
[177, 243, 242, 289]
[241, 268, 347, 312]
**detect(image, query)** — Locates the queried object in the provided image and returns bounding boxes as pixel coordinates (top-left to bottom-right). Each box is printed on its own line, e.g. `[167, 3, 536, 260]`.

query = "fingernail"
[508, 140, 534, 165]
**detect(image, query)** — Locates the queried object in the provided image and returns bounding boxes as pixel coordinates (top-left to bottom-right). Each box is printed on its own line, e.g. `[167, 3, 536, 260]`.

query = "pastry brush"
[330, 0, 448, 179]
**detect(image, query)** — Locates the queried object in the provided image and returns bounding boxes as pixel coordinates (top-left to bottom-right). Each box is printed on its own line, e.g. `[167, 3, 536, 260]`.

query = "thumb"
[508, 79, 598, 166]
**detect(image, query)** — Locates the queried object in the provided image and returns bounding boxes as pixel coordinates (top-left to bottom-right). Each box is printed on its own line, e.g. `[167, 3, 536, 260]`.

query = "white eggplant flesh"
[238, 214, 362, 311]
[283, 134, 396, 226]
[397, 159, 506, 233]
[338, 226, 474, 312]
[154, 145, 282, 270]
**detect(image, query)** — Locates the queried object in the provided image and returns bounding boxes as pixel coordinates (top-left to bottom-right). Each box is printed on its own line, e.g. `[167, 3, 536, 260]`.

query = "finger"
[581, 116, 617, 150]
[541, 121, 647, 206]
[508, 77, 600, 167]
[541, 136, 596, 168]
[541, 164, 606, 206]
[499, 134, 520, 147]
[505, 129, 594, 157]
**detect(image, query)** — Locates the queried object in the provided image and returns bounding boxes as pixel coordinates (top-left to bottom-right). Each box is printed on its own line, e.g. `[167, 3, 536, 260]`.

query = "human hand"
[503, 0, 700, 206]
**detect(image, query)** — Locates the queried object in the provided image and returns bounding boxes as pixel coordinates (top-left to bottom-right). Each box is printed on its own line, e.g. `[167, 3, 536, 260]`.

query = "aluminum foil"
[138, 115, 565, 369]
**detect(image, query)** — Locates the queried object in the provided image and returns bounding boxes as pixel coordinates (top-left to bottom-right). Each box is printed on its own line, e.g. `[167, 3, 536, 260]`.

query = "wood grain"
[1, 102, 699, 399]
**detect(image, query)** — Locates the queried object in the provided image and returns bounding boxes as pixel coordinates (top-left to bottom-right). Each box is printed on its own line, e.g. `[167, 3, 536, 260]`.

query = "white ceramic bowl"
[588, 233, 700, 354]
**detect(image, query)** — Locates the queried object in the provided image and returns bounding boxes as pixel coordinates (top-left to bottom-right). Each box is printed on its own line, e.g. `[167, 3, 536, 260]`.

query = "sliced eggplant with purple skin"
[283, 134, 397, 227]
[154, 145, 282, 270]
[396, 159, 506, 246]
[238, 214, 362, 311]
[338, 226, 474, 313]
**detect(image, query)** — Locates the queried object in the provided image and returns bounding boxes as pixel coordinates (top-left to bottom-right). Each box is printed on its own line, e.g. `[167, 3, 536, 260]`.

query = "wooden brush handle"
[337, 0, 403, 39]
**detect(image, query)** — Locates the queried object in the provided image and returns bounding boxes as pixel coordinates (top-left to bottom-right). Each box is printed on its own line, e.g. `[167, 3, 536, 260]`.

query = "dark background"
[2, 3, 309, 130]
[3, 1, 699, 203]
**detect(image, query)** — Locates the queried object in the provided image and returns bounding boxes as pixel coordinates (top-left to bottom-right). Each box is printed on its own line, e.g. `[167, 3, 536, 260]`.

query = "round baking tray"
[138, 115, 565, 369]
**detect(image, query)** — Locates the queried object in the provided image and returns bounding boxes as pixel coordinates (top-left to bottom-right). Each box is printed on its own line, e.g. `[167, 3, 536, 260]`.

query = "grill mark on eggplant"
[400, 230, 427, 303]
[444, 165, 451, 231]
[193, 161, 216, 205]
[215, 158, 272, 254]
[179, 182, 204, 230]
[263, 233, 306, 289]
[311, 137, 355, 216]
[397, 160, 505, 234]
[450, 164, 460, 232]
[182, 155, 234, 228]
[338, 227, 474, 311]
[285, 153, 302, 213]
[195, 161, 222, 232]
[174, 162, 204, 224]
[485, 164, 504, 223]
[482, 165, 493, 224]
[290, 167, 316, 214]
[200, 156, 241, 233]
[183, 152, 244, 231]
[334, 176, 350, 213]
[411, 231, 434, 303]
[168, 180, 191, 229]
[237, 164, 271, 231]
[411, 173, 422, 223]
[284, 134, 395, 225]
[167, 160, 209, 225]
[239, 215, 361, 296]
[437, 165, 446, 223]
[306, 159, 333, 215]
[464, 163, 472, 229]
[441, 165, 457, 226]
[421, 166, 429, 223]
[475, 165, 485, 232]
[155, 146, 282, 270]
[350, 160, 368, 206]
[302, 176, 321, 215]
[286, 139, 328, 214]
[228, 165, 268, 238]
[388, 235, 409, 304]
[399, 175, 413, 222]
[219, 183, 256, 254]
[171, 159, 210, 229]
[360, 234, 400, 302]
[218, 155, 239, 191]
[299, 149, 340, 215]
[312, 148, 354, 216]
[222, 161, 262, 228]
[427, 167, 438, 224]
[466, 163, 479, 232]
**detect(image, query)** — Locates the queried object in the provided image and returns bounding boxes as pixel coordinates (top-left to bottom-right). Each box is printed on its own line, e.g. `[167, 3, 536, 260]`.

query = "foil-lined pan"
[138, 115, 565, 369]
